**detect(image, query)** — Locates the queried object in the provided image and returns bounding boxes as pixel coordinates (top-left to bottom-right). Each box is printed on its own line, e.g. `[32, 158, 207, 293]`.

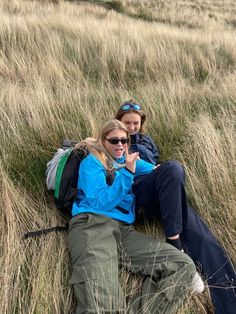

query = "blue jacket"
[72, 153, 154, 224]
[130, 133, 159, 165]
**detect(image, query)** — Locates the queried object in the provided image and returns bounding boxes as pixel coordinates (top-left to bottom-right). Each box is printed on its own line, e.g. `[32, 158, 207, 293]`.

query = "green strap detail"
[54, 149, 72, 199]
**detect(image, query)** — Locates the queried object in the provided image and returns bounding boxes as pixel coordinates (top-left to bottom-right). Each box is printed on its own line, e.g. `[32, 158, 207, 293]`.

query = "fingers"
[124, 145, 139, 162]
[133, 151, 139, 161]
[125, 149, 139, 173]
[129, 152, 139, 161]
[124, 144, 129, 158]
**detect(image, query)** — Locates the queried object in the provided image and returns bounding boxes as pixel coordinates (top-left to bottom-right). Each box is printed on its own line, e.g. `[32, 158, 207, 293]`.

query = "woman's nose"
[129, 125, 135, 131]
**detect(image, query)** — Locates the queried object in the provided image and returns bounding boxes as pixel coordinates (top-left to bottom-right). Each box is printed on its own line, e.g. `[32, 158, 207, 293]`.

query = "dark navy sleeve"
[145, 135, 160, 165]
[130, 133, 159, 165]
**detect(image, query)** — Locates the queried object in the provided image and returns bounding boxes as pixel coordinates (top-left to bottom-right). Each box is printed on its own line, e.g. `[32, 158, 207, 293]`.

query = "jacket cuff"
[124, 167, 135, 175]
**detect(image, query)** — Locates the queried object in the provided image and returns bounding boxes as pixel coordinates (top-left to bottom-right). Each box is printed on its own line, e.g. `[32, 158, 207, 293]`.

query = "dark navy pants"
[133, 160, 236, 314]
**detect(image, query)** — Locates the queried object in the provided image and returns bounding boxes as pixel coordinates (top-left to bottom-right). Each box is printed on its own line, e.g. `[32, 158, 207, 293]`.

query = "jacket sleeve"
[78, 154, 134, 211]
[147, 135, 160, 165]
[135, 158, 155, 176]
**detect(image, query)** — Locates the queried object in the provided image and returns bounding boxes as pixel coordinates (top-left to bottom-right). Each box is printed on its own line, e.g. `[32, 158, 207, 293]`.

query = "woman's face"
[103, 129, 128, 159]
[120, 112, 141, 135]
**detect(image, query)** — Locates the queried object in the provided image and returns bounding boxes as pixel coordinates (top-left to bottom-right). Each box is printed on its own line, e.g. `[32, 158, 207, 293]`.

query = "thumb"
[134, 151, 139, 160]
[124, 145, 129, 157]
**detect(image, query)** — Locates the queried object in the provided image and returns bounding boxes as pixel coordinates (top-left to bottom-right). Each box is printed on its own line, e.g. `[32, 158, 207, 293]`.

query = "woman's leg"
[181, 206, 236, 314]
[120, 225, 196, 314]
[133, 160, 187, 248]
[68, 214, 126, 314]
[134, 162, 235, 313]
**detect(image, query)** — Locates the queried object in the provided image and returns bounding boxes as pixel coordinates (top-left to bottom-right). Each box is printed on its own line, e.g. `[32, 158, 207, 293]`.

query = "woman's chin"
[114, 151, 123, 158]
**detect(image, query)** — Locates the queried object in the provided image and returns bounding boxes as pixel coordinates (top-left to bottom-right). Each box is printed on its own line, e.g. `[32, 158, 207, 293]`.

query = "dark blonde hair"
[74, 119, 129, 171]
[114, 100, 146, 133]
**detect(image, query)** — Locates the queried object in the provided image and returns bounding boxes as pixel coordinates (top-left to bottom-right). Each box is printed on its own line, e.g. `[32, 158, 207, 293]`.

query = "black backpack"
[52, 142, 114, 217]
[23, 140, 114, 238]
[53, 147, 88, 218]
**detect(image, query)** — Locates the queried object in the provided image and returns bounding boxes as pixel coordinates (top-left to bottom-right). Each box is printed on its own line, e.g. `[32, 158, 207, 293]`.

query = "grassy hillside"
[1, 0, 235, 313]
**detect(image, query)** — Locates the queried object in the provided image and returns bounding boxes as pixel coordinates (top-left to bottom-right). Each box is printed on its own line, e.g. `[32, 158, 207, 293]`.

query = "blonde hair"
[74, 119, 129, 171]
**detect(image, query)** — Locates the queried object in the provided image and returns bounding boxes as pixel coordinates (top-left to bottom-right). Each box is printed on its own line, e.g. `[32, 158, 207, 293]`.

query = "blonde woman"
[68, 119, 195, 314]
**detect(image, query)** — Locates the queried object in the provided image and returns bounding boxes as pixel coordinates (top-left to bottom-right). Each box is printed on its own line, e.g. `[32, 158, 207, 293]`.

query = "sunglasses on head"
[106, 138, 129, 145]
[120, 103, 141, 111]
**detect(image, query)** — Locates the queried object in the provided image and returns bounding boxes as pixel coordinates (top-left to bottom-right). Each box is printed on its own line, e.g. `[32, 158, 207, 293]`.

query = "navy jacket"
[130, 133, 159, 165]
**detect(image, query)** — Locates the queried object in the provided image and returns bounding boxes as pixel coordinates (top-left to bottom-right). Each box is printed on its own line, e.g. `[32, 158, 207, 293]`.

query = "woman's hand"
[125, 145, 139, 173]
[153, 164, 161, 169]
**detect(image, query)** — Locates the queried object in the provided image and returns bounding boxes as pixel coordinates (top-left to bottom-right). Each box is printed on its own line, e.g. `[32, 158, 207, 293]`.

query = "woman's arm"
[130, 133, 160, 165]
[135, 158, 155, 176]
[146, 135, 160, 165]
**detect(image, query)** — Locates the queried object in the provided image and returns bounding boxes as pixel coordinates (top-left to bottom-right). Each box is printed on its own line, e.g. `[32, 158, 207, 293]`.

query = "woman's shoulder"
[134, 133, 154, 144]
[134, 132, 150, 138]
[140, 133, 153, 140]
[81, 152, 104, 168]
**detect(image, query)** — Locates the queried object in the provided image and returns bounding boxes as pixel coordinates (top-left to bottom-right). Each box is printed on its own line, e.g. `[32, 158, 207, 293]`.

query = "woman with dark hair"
[115, 101, 186, 250]
[115, 100, 236, 314]
[68, 119, 196, 314]
[115, 102, 158, 165]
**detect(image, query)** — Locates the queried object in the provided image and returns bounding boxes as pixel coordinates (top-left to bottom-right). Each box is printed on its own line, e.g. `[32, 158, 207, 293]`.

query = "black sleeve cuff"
[125, 167, 135, 175]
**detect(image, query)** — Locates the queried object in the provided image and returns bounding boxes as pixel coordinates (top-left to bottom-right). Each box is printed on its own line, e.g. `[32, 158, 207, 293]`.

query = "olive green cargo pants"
[68, 213, 195, 314]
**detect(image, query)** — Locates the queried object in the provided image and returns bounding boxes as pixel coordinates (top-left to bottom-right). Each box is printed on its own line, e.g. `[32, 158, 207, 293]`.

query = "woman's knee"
[177, 252, 196, 285]
[159, 160, 185, 181]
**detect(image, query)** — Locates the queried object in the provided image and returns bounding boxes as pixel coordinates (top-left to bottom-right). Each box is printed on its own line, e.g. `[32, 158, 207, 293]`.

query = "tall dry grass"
[1, 0, 235, 313]
[116, 0, 236, 30]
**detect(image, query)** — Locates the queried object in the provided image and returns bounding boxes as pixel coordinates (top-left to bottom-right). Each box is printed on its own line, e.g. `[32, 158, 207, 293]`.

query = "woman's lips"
[114, 148, 123, 156]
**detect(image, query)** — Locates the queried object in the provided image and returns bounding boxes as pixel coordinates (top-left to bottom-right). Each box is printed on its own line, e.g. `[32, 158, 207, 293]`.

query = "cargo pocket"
[69, 213, 90, 229]
[70, 265, 126, 314]
[68, 214, 90, 254]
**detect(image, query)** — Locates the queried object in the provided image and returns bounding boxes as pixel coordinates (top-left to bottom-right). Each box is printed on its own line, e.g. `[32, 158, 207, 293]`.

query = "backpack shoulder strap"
[54, 148, 73, 199]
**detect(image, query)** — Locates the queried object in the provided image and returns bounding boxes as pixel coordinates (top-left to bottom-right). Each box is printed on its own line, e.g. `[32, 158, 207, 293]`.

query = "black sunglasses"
[120, 103, 141, 111]
[106, 138, 129, 145]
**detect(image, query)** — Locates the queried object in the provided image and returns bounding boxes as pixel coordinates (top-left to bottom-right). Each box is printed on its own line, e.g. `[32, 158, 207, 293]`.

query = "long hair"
[114, 99, 146, 133]
[74, 119, 129, 171]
